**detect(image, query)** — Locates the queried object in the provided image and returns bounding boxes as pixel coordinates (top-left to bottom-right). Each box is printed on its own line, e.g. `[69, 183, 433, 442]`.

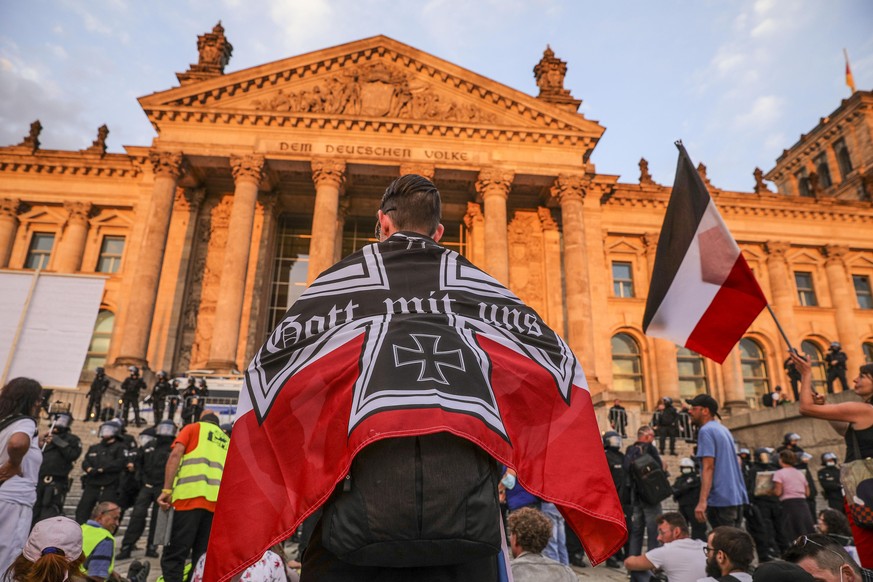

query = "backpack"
[630, 449, 672, 505]
[761, 393, 774, 407]
[321, 433, 503, 567]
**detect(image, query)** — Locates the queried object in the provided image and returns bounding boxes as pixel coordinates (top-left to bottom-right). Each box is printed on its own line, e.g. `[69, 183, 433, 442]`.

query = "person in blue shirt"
[685, 394, 748, 529]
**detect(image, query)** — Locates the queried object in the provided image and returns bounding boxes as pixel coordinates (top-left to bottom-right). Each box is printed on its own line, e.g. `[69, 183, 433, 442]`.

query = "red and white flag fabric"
[642, 143, 768, 363]
[205, 232, 627, 581]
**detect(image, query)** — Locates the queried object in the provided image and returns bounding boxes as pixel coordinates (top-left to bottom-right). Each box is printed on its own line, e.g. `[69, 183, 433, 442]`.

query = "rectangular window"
[24, 232, 55, 270]
[795, 271, 818, 306]
[96, 236, 125, 273]
[612, 261, 634, 298]
[794, 168, 812, 197]
[834, 138, 853, 179]
[814, 152, 832, 188]
[855, 275, 873, 310]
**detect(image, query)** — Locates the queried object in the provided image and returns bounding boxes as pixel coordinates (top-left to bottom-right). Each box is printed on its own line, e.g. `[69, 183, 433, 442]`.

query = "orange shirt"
[172, 423, 216, 512]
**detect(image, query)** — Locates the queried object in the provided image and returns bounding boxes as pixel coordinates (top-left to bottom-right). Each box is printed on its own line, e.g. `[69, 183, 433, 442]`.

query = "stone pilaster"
[538, 207, 564, 333]
[114, 151, 184, 369]
[550, 174, 595, 376]
[721, 347, 749, 413]
[54, 201, 93, 273]
[764, 241, 800, 350]
[644, 232, 680, 402]
[824, 244, 863, 376]
[463, 202, 485, 267]
[0, 198, 22, 268]
[475, 167, 514, 285]
[334, 196, 350, 263]
[206, 154, 265, 372]
[307, 159, 346, 284]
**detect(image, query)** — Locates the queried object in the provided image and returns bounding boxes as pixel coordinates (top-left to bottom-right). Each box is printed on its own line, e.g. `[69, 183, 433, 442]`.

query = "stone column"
[539, 208, 564, 333]
[550, 174, 595, 374]
[114, 151, 183, 369]
[54, 201, 93, 273]
[764, 241, 800, 349]
[721, 347, 749, 413]
[463, 202, 485, 267]
[0, 198, 21, 268]
[475, 168, 514, 285]
[307, 159, 345, 285]
[824, 244, 863, 372]
[206, 154, 265, 373]
[334, 196, 349, 263]
[644, 232, 680, 401]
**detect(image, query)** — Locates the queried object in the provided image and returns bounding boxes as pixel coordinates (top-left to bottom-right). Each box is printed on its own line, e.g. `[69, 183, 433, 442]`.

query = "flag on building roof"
[845, 48, 857, 94]
[642, 142, 768, 363]
[205, 232, 627, 581]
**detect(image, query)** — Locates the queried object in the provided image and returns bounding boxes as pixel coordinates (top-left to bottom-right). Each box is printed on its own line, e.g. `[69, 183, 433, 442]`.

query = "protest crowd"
[2, 174, 873, 582]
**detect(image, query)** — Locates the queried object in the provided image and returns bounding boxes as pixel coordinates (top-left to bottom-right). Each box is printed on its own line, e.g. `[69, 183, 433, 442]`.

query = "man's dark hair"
[711, 526, 754, 572]
[782, 532, 861, 576]
[657, 512, 689, 535]
[0, 377, 42, 419]
[507, 507, 552, 554]
[380, 174, 441, 236]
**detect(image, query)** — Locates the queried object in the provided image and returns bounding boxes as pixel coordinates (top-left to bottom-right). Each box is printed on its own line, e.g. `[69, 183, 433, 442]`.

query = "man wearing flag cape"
[205, 174, 626, 581]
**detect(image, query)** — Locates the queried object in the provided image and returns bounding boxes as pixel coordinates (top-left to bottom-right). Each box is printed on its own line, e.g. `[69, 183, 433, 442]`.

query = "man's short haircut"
[711, 526, 754, 572]
[507, 507, 552, 554]
[380, 174, 441, 236]
[657, 512, 689, 535]
[779, 449, 797, 466]
[782, 533, 861, 575]
[91, 501, 119, 519]
[637, 425, 654, 438]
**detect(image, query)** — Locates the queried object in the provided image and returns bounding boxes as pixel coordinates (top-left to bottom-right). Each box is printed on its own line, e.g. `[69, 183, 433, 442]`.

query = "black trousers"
[678, 503, 707, 541]
[75, 482, 119, 524]
[160, 508, 213, 582]
[153, 401, 165, 424]
[781, 498, 815, 541]
[658, 426, 677, 454]
[755, 499, 788, 553]
[827, 369, 849, 393]
[706, 504, 743, 528]
[122, 397, 142, 424]
[85, 396, 102, 421]
[301, 517, 499, 582]
[121, 484, 161, 549]
[33, 476, 69, 525]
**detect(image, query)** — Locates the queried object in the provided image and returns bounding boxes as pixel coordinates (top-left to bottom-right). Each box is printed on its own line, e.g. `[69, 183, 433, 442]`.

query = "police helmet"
[156, 420, 178, 438]
[53, 412, 73, 429]
[137, 433, 156, 448]
[754, 447, 774, 464]
[602, 431, 622, 449]
[738, 447, 751, 458]
[831, 341, 841, 349]
[663, 397, 673, 406]
[800, 452, 813, 463]
[98, 422, 120, 439]
[783, 432, 801, 444]
[822, 452, 838, 464]
[679, 457, 696, 469]
[157, 371, 168, 380]
[198, 378, 208, 388]
[187, 377, 196, 386]
[128, 365, 139, 375]
[95, 367, 105, 375]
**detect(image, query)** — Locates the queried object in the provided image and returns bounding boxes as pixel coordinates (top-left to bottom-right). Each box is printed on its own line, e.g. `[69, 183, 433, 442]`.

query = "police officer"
[654, 397, 679, 455]
[748, 447, 786, 556]
[121, 365, 147, 426]
[776, 432, 804, 454]
[602, 431, 628, 568]
[671, 457, 705, 541]
[118, 420, 177, 559]
[150, 371, 172, 424]
[818, 452, 844, 514]
[181, 378, 204, 426]
[75, 420, 128, 523]
[826, 341, 849, 393]
[86, 367, 110, 422]
[33, 412, 82, 524]
[167, 379, 181, 421]
[798, 451, 819, 521]
[118, 427, 150, 516]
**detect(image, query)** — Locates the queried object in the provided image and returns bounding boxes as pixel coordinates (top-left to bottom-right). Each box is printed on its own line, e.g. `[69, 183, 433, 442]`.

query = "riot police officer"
[748, 447, 785, 557]
[167, 378, 181, 421]
[150, 371, 172, 423]
[118, 420, 177, 559]
[818, 452, 844, 513]
[181, 377, 206, 425]
[672, 457, 705, 541]
[75, 420, 127, 523]
[121, 365, 147, 426]
[602, 431, 628, 568]
[33, 412, 82, 523]
[826, 341, 849, 393]
[776, 432, 804, 454]
[86, 367, 110, 422]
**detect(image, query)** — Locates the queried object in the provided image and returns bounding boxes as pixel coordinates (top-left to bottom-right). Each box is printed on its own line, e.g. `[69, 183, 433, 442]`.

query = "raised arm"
[794, 351, 873, 425]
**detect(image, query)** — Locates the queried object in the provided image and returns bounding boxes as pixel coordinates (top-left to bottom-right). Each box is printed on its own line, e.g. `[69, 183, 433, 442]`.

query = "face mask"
[501, 473, 517, 490]
[681, 467, 694, 475]
[826, 461, 836, 467]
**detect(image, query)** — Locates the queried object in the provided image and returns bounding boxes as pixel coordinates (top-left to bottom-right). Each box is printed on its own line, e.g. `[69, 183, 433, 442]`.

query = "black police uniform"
[605, 446, 629, 565]
[166, 380, 181, 421]
[33, 426, 82, 523]
[119, 433, 174, 558]
[121, 374, 147, 425]
[74, 436, 127, 523]
[672, 470, 706, 541]
[86, 372, 110, 421]
[826, 346, 849, 393]
[151, 379, 172, 423]
[818, 464, 845, 513]
[747, 458, 787, 555]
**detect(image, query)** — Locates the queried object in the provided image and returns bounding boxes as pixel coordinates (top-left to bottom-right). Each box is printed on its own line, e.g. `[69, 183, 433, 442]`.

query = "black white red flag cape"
[643, 143, 768, 363]
[205, 232, 627, 580]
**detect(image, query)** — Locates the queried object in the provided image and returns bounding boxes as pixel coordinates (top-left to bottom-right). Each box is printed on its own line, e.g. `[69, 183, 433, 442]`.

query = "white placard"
[0, 271, 106, 388]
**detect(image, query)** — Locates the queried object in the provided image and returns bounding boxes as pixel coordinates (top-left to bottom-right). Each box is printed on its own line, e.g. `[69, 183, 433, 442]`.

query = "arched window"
[801, 340, 827, 392]
[864, 341, 873, 364]
[739, 338, 770, 406]
[677, 347, 709, 399]
[84, 310, 115, 371]
[611, 333, 643, 392]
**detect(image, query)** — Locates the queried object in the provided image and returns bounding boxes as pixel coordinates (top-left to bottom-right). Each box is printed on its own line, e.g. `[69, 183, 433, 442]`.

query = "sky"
[0, 0, 871, 192]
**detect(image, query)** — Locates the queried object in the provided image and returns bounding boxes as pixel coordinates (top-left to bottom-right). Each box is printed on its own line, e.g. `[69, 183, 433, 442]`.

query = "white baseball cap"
[23, 516, 82, 562]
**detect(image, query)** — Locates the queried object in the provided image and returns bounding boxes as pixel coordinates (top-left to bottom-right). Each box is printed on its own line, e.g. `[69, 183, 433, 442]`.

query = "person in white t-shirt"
[624, 512, 706, 582]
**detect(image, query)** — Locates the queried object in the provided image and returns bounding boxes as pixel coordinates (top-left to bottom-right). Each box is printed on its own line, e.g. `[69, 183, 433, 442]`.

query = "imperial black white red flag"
[205, 232, 627, 580]
[643, 143, 768, 363]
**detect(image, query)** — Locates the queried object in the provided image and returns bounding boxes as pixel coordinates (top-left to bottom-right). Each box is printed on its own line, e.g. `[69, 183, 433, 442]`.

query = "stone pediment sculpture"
[141, 35, 606, 139]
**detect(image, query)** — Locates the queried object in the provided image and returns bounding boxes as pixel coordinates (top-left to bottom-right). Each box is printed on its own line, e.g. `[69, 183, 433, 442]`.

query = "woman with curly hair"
[4, 516, 87, 582]
[0, 377, 43, 574]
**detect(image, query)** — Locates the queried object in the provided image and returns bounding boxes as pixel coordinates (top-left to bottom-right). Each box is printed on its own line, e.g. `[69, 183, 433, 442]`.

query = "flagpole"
[765, 304, 796, 353]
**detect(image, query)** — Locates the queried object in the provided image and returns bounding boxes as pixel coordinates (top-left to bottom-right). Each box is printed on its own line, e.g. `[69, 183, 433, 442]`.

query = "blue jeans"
[540, 502, 569, 565]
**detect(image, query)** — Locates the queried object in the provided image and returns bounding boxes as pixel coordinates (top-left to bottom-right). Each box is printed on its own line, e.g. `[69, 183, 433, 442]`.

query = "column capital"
[463, 202, 482, 229]
[149, 150, 184, 179]
[64, 201, 93, 224]
[765, 241, 791, 260]
[475, 167, 514, 201]
[399, 163, 435, 181]
[823, 244, 850, 266]
[230, 154, 265, 185]
[537, 207, 558, 231]
[174, 187, 206, 212]
[311, 159, 346, 190]
[643, 232, 660, 255]
[0, 198, 22, 219]
[550, 174, 587, 205]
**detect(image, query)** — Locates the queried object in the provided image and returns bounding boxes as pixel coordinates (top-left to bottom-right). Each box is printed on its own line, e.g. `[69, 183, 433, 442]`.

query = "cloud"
[267, 0, 335, 51]
[736, 95, 784, 127]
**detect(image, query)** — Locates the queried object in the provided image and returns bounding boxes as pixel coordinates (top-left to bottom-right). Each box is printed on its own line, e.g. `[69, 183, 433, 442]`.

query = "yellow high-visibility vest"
[172, 422, 229, 503]
[81, 522, 115, 575]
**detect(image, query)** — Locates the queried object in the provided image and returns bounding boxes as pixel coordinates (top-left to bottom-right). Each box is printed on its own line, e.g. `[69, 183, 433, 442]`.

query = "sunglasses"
[703, 546, 717, 555]
[792, 535, 849, 564]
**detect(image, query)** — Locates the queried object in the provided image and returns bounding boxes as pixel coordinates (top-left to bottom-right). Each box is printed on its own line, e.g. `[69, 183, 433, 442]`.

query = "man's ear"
[378, 210, 394, 241]
[431, 223, 445, 242]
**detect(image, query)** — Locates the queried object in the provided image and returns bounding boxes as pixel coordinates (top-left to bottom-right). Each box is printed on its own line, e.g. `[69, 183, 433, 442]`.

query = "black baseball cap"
[684, 394, 721, 419]
[753, 560, 814, 582]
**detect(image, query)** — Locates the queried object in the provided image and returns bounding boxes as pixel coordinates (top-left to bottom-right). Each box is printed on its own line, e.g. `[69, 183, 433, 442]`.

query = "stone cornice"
[0, 151, 142, 179]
